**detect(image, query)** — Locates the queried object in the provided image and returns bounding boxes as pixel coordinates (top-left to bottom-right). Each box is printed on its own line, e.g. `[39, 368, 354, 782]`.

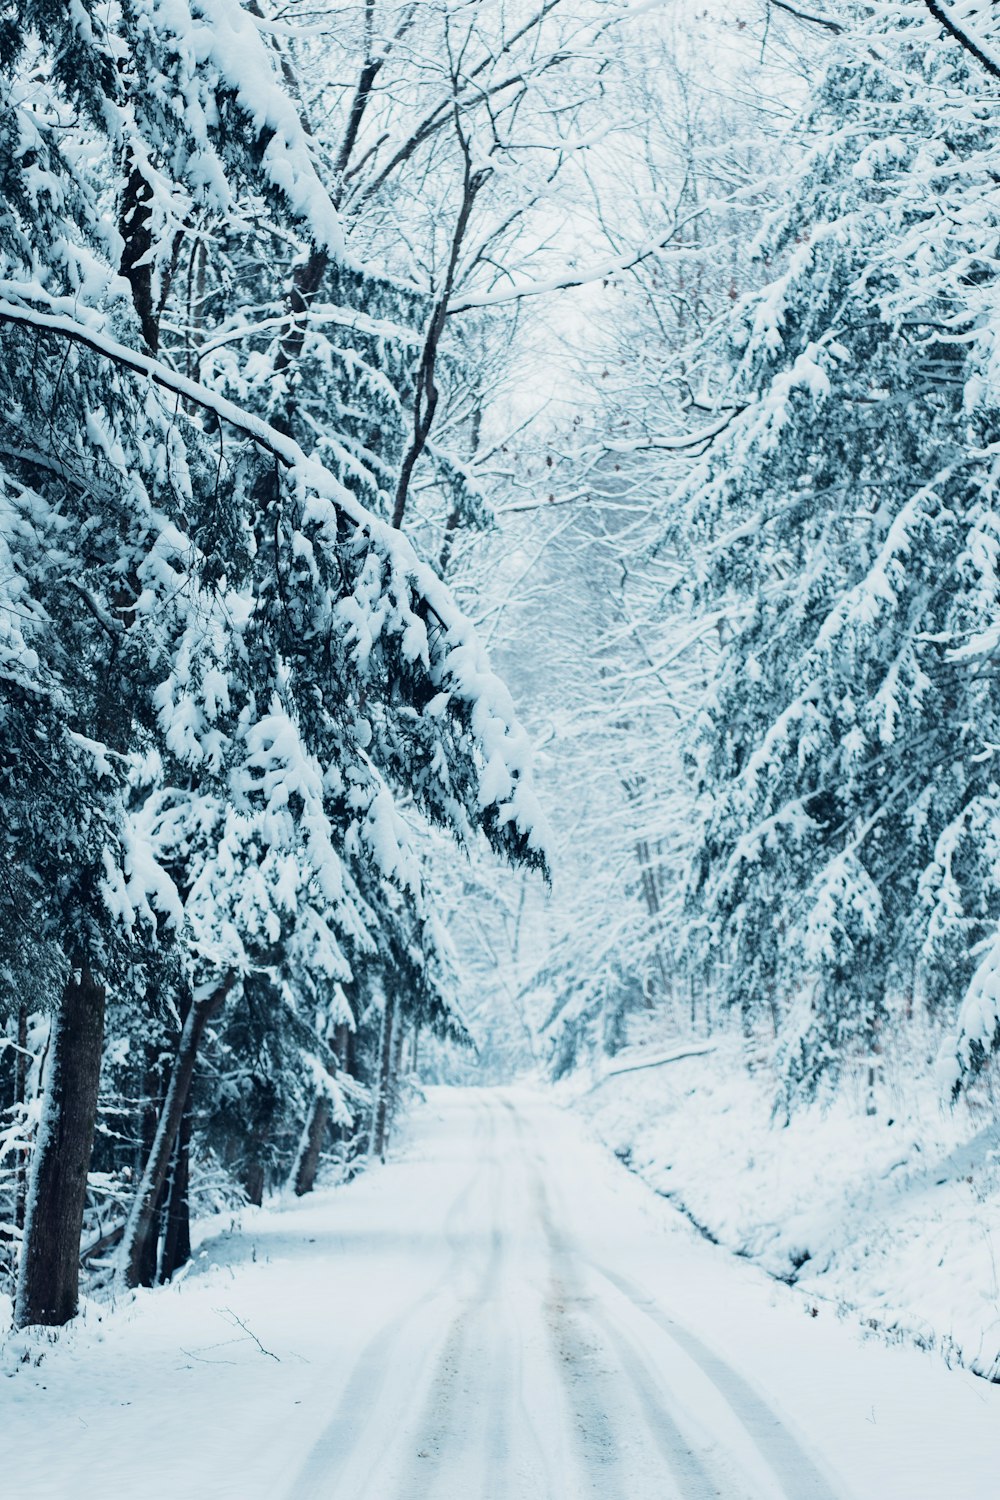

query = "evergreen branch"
[0, 297, 405, 554]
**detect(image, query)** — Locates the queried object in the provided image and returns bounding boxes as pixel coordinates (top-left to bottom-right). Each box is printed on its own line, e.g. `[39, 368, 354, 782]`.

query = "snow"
[0, 292, 549, 858]
[3, 1087, 999, 1498]
[950, 934, 1000, 1089]
[575, 1035, 1000, 1383]
[128, 0, 345, 254]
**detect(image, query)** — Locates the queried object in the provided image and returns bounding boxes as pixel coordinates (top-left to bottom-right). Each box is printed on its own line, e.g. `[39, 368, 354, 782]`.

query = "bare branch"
[768, 0, 843, 34]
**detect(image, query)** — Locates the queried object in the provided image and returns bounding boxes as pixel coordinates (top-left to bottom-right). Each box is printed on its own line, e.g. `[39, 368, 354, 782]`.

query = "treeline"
[515, 5, 1000, 1110]
[674, 7, 1000, 1105]
[0, 0, 649, 1326]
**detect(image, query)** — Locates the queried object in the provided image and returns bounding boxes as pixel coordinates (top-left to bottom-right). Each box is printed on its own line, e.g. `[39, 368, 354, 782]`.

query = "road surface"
[291, 1089, 838, 1500]
[3, 1086, 999, 1498]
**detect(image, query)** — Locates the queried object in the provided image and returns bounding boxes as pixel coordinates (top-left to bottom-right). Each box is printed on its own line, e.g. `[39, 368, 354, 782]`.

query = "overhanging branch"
[923, 0, 1000, 81]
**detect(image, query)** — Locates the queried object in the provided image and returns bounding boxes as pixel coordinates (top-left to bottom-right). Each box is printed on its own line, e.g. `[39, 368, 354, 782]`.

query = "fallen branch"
[216, 1307, 280, 1361]
[80, 1221, 125, 1262]
[588, 1041, 717, 1091]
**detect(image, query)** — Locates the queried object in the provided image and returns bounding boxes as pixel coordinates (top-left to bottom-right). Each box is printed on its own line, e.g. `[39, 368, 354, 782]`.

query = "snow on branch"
[0, 293, 548, 860]
[940, 931, 1000, 1096]
[158, 0, 346, 253]
[769, 0, 843, 33]
[923, 0, 1000, 84]
[447, 207, 705, 316]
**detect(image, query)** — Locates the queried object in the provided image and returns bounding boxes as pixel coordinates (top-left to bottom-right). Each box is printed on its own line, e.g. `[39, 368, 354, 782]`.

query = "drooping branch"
[0, 298, 324, 476]
[0, 294, 548, 839]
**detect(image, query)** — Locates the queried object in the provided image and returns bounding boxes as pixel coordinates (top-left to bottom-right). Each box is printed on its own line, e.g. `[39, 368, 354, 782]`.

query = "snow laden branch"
[0, 293, 548, 867]
[922, 0, 1000, 83]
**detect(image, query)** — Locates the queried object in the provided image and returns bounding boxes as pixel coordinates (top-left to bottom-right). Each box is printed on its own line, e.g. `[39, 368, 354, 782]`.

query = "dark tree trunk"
[329, 1022, 354, 1150]
[244, 1160, 265, 1207]
[159, 1108, 192, 1282]
[391, 158, 489, 531]
[15, 958, 106, 1328]
[381, 1014, 407, 1158]
[370, 990, 397, 1163]
[292, 1093, 330, 1197]
[121, 974, 233, 1288]
[119, 163, 159, 351]
[336, 1020, 355, 1075]
[13, 1004, 28, 1231]
[135, 1050, 168, 1288]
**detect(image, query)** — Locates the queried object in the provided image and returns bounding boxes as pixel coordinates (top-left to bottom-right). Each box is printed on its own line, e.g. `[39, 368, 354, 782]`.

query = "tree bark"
[159, 1108, 192, 1282]
[392, 152, 490, 530]
[15, 958, 106, 1328]
[382, 1013, 407, 1157]
[135, 1049, 168, 1287]
[330, 1022, 354, 1150]
[334, 1022, 351, 1070]
[369, 989, 397, 1163]
[292, 1093, 330, 1197]
[243, 1160, 265, 1208]
[13, 1004, 28, 1232]
[120, 973, 234, 1288]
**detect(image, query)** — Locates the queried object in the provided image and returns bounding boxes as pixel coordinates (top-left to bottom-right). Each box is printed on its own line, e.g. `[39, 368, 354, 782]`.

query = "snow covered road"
[4, 1087, 1000, 1497]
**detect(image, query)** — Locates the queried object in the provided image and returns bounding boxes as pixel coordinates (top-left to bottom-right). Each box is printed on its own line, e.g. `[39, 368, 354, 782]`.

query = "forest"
[3, 2, 1000, 1495]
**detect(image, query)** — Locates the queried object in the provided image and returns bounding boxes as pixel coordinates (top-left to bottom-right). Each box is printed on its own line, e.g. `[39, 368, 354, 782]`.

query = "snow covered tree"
[672, 8, 1000, 1101]
[1, 0, 547, 1321]
[458, 7, 782, 1077]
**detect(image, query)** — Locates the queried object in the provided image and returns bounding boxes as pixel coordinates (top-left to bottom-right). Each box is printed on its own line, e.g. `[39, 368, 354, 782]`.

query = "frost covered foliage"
[677, 14, 1000, 1102]
[0, 0, 546, 1308]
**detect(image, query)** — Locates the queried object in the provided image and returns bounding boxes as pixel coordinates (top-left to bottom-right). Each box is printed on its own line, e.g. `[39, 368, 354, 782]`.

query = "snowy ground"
[2, 1086, 999, 1498]
[576, 1035, 1000, 1383]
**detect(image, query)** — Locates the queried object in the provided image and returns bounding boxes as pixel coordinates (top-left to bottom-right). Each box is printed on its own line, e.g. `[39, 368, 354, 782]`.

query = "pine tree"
[674, 14, 1000, 1102]
[2, 1, 546, 1320]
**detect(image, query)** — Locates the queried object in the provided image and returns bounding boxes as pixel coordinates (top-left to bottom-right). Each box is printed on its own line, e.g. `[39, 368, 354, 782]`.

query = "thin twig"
[216, 1307, 281, 1361]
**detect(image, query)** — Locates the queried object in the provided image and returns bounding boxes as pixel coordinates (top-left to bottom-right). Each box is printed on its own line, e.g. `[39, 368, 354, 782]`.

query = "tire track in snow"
[586, 1301, 729, 1498]
[591, 1265, 840, 1500]
[404, 1098, 511, 1499]
[501, 1091, 838, 1500]
[496, 1096, 629, 1493]
[409, 1094, 570, 1500]
[499, 1096, 710, 1497]
[529, 1141, 716, 1499]
[493, 1095, 631, 1498]
[502, 1277, 562, 1500]
[290, 1098, 499, 1500]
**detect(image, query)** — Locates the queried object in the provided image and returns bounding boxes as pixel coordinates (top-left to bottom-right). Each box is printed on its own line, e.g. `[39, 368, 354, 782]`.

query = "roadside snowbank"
[573, 1034, 1000, 1381]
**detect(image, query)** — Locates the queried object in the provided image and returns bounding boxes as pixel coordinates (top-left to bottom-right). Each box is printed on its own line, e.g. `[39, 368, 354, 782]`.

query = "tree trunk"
[120, 973, 233, 1288]
[338, 1020, 356, 1076]
[13, 1004, 28, 1232]
[329, 1022, 354, 1151]
[135, 1049, 168, 1287]
[15, 958, 106, 1328]
[292, 1093, 330, 1197]
[243, 1160, 265, 1207]
[159, 1108, 192, 1282]
[381, 1015, 407, 1158]
[369, 989, 397, 1163]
